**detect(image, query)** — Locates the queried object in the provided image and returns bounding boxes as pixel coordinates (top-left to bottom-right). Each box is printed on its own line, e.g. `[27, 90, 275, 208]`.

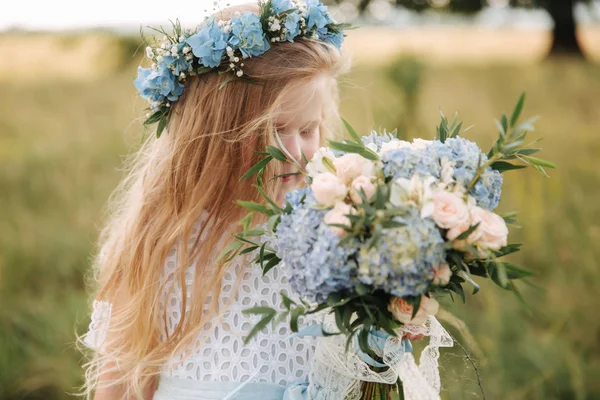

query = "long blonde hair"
[79, 4, 348, 398]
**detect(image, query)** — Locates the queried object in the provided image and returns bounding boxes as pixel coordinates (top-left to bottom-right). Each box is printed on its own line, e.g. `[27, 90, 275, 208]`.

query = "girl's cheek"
[302, 132, 320, 165]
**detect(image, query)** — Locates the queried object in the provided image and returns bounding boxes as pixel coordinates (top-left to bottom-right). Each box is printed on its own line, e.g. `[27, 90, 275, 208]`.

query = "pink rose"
[333, 153, 376, 184]
[324, 202, 355, 237]
[388, 295, 439, 326]
[349, 175, 377, 204]
[432, 264, 452, 286]
[431, 191, 470, 230]
[469, 207, 509, 251]
[311, 172, 348, 207]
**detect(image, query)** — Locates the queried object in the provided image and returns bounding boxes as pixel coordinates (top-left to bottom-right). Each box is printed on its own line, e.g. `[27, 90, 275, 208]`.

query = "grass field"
[1, 28, 599, 399]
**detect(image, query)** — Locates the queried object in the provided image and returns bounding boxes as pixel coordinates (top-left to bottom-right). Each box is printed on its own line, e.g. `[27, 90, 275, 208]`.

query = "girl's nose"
[283, 134, 302, 163]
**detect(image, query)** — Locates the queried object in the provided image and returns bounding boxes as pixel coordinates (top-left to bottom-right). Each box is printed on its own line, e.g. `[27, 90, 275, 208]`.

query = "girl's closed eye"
[300, 126, 318, 138]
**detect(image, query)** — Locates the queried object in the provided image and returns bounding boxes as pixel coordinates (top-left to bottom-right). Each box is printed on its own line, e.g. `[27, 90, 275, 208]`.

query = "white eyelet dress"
[83, 217, 319, 400]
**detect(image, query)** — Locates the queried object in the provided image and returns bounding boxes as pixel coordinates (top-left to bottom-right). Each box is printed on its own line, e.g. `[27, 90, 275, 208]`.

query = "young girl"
[81, 2, 349, 399]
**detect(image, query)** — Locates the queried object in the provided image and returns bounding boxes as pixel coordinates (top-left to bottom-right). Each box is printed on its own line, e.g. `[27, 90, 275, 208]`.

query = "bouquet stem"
[359, 381, 396, 400]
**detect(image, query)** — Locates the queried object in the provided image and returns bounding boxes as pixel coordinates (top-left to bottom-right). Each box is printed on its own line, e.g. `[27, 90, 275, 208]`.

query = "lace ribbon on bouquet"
[299, 316, 453, 400]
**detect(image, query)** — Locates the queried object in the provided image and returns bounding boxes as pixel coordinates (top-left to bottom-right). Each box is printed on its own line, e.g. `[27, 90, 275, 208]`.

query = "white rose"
[306, 147, 336, 176]
[411, 138, 433, 150]
[380, 140, 411, 155]
[439, 157, 456, 186]
[432, 264, 452, 286]
[311, 172, 348, 207]
[431, 190, 470, 230]
[324, 202, 355, 237]
[365, 143, 378, 153]
[388, 295, 439, 326]
[469, 207, 509, 250]
[349, 175, 377, 204]
[390, 175, 436, 218]
[333, 153, 376, 184]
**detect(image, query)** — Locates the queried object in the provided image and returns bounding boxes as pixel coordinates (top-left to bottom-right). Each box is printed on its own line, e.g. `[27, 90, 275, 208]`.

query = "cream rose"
[388, 295, 439, 326]
[349, 175, 377, 204]
[324, 202, 355, 237]
[411, 138, 433, 150]
[380, 140, 411, 155]
[333, 153, 376, 184]
[431, 190, 470, 230]
[432, 264, 452, 286]
[469, 207, 509, 250]
[311, 172, 348, 207]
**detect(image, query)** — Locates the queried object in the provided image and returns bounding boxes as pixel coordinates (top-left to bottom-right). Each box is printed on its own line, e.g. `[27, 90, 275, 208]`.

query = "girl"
[80, 2, 349, 399]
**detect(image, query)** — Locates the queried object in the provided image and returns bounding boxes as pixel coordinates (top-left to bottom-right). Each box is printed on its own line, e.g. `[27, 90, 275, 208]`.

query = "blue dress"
[153, 378, 309, 400]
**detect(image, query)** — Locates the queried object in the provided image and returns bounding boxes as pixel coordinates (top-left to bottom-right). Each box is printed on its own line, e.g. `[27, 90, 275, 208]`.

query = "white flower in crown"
[269, 19, 282, 31]
[145, 46, 154, 59]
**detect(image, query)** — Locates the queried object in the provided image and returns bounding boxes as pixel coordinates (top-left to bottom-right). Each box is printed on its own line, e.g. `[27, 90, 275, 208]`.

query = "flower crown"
[134, 0, 348, 137]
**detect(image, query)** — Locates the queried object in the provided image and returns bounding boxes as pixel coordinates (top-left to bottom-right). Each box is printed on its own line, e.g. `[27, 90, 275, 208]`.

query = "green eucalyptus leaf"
[491, 161, 527, 173]
[290, 306, 306, 333]
[503, 262, 536, 279]
[455, 223, 480, 241]
[236, 200, 273, 216]
[262, 256, 281, 276]
[243, 309, 276, 344]
[342, 117, 361, 142]
[510, 93, 526, 127]
[524, 156, 557, 169]
[239, 245, 259, 255]
[240, 156, 273, 181]
[156, 117, 168, 138]
[267, 146, 288, 162]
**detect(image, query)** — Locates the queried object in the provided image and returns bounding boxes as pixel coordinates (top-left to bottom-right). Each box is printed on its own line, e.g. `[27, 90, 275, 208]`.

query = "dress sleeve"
[83, 300, 113, 351]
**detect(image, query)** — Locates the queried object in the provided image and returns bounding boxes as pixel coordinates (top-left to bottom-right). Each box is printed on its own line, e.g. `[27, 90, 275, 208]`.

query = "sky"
[2, 0, 599, 32]
[1, 0, 246, 31]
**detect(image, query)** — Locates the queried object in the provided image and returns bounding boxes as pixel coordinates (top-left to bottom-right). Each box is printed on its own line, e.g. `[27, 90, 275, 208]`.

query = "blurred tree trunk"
[358, 0, 372, 14]
[545, 0, 585, 57]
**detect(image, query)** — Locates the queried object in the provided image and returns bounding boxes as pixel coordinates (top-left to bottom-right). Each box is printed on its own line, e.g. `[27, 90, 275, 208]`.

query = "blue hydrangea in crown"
[134, 0, 349, 137]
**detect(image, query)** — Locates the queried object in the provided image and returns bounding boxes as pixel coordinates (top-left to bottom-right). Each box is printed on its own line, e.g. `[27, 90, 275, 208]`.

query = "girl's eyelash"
[300, 127, 318, 137]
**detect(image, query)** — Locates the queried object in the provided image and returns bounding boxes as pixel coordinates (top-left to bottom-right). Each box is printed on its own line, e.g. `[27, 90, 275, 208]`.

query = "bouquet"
[223, 94, 553, 399]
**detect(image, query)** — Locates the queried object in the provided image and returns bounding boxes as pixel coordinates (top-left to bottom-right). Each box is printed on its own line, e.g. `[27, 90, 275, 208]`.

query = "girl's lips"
[280, 175, 292, 183]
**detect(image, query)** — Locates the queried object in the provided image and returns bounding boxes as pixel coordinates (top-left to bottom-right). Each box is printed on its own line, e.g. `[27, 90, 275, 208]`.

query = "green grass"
[1, 41, 599, 399]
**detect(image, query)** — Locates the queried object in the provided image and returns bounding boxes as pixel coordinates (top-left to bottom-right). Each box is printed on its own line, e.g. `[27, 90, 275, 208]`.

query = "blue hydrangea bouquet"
[224, 94, 553, 399]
